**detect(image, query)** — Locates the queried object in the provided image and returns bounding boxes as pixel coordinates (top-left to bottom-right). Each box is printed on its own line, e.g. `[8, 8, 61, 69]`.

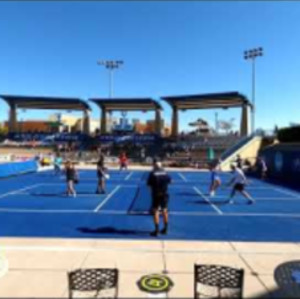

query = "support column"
[240, 104, 249, 136]
[9, 103, 17, 132]
[100, 108, 107, 134]
[83, 110, 90, 135]
[155, 109, 162, 136]
[171, 106, 179, 137]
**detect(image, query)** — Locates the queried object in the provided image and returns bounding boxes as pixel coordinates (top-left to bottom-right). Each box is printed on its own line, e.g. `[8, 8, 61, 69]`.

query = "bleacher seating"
[162, 135, 241, 168]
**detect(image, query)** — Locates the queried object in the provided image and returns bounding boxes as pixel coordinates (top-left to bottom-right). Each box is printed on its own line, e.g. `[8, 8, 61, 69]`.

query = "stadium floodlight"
[97, 60, 124, 98]
[244, 47, 264, 133]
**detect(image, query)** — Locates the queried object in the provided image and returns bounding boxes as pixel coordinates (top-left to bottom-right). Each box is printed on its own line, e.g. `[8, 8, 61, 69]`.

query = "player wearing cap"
[258, 157, 268, 180]
[54, 153, 63, 176]
[119, 152, 128, 171]
[147, 160, 172, 237]
[235, 154, 243, 169]
[227, 164, 255, 205]
[209, 159, 222, 197]
[65, 160, 78, 198]
[96, 159, 107, 194]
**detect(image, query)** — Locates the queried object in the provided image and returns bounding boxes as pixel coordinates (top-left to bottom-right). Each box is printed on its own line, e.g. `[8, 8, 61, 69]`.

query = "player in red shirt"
[119, 152, 128, 171]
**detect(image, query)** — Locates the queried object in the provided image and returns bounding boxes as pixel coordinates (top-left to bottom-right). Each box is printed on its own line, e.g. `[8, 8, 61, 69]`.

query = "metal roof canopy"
[161, 92, 252, 110]
[0, 95, 90, 111]
[90, 98, 162, 111]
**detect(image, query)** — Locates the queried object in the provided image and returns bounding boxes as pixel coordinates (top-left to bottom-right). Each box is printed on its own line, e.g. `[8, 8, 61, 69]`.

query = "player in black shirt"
[96, 159, 106, 194]
[147, 160, 171, 237]
[98, 150, 105, 168]
[235, 154, 243, 169]
[65, 160, 78, 197]
[96, 148, 107, 194]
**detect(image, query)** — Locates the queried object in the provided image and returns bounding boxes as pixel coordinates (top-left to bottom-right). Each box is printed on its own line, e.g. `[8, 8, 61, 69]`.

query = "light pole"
[215, 112, 219, 135]
[244, 47, 263, 133]
[97, 60, 123, 98]
[97, 60, 124, 132]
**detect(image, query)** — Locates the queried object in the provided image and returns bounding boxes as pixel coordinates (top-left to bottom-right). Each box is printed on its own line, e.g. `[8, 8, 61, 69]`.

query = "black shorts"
[97, 172, 104, 179]
[66, 176, 75, 182]
[152, 193, 169, 210]
[97, 176, 105, 182]
[234, 183, 245, 192]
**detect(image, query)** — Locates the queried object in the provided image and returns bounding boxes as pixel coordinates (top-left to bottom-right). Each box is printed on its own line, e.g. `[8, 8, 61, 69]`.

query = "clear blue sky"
[0, 1, 300, 132]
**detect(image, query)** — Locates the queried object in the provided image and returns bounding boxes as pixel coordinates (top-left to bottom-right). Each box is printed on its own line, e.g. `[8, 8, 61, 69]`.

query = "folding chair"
[68, 268, 119, 298]
[194, 264, 244, 298]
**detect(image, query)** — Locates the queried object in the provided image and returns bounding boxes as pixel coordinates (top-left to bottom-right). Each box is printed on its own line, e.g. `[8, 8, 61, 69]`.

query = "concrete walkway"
[1, 238, 300, 297]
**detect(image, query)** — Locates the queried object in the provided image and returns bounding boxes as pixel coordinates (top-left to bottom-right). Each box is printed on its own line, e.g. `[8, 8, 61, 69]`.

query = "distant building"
[133, 118, 170, 136]
[106, 116, 119, 133]
[4, 113, 85, 133]
[49, 113, 78, 133]
[2, 113, 171, 136]
[132, 119, 140, 126]
[74, 118, 100, 134]
[4, 120, 56, 133]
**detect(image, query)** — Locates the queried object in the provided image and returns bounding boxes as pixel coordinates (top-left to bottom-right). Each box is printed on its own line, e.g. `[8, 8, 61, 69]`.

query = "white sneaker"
[73, 193, 77, 198]
[210, 191, 215, 197]
[228, 199, 234, 204]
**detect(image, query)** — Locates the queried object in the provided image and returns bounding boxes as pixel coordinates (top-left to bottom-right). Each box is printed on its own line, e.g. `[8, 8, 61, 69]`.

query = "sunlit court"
[2, 0, 300, 298]
[1, 169, 300, 242]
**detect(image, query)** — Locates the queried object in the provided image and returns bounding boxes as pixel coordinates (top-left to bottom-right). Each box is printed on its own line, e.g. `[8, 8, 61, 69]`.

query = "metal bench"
[68, 268, 119, 298]
[194, 264, 244, 298]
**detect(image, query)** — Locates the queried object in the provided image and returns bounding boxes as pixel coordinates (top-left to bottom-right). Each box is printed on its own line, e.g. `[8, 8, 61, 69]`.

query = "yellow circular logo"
[137, 274, 173, 293]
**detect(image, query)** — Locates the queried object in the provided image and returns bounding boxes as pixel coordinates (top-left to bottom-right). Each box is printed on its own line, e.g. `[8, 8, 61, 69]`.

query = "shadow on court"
[77, 226, 150, 236]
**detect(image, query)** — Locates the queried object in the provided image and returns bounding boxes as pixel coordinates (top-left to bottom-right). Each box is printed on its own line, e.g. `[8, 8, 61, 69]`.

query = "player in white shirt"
[227, 164, 255, 205]
[209, 159, 222, 197]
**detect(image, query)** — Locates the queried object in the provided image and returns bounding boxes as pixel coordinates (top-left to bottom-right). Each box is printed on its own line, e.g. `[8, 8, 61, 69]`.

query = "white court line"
[37, 183, 137, 188]
[61, 178, 141, 182]
[94, 185, 121, 212]
[273, 187, 300, 199]
[243, 187, 281, 190]
[0, 208, 126, 214]
[170, 212, 300, 218]
[178, 173, 187, 182]
[0, 208, 92, 213]
[0, 184, 41, 199]
[170, 211, 300, 217]
[193, 187, 223, 215]
[1, 208, 300, 218]
[213, 195, 300, 201]
[15, 189, 136, 197]
[169, 186, 195, 189]
[98, 210, 128, 214]
[15, 192, 101, 197]
[125, 172, 133, 180]
[257, 198, 300, 201]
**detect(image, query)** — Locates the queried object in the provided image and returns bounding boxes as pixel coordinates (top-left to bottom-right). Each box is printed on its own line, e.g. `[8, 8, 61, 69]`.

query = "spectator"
[235, 154, 243, 169]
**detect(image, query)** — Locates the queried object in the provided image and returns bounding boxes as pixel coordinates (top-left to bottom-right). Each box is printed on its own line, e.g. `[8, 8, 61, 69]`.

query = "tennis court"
[1, 169, 300, 242]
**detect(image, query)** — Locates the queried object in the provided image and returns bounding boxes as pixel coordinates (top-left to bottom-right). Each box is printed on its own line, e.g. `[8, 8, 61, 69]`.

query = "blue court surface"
[1, 169, 300, 242]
